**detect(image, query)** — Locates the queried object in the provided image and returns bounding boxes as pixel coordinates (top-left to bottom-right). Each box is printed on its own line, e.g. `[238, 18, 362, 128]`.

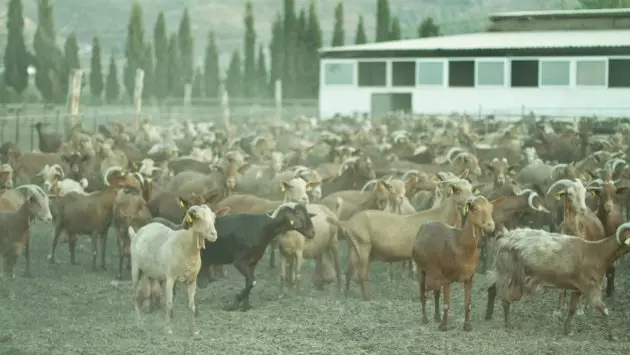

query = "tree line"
[2, 0, 444, 105]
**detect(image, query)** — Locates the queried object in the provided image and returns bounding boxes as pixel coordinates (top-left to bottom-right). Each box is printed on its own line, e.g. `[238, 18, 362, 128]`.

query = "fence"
[0, 97, 319, 151]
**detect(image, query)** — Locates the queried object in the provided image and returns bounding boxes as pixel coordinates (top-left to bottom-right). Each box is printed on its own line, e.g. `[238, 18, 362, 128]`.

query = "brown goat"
[113, 188, 152, 280]
[412, 195, 501, 332]
[49, 166, 140, 271]
[147, 190, 219, 224]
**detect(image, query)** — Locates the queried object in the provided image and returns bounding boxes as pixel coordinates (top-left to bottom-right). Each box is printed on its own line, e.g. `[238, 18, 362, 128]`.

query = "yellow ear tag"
[462, 206, 468, 214]
[290, 220, 294, 225]
[554, 193, 563, 200]
[147, 177, 152, 183]
[306, 185, 312, 191]
[591, 191, 596, 196]
[281, 185, 286, 192]
[178, 200, 185, 207]
[473, 189, 480, 194]
[185, 216, 193, 224]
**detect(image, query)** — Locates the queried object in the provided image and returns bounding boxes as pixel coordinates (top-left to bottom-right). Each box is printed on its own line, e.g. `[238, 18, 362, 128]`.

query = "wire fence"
[0, 98, 319, 152]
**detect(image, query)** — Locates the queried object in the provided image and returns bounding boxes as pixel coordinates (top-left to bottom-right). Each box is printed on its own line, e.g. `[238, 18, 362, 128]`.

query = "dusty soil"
[1, 224, 629, 354]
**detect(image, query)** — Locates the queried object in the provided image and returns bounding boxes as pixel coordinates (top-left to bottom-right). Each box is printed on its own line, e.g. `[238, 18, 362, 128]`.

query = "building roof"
[319, 29, 630, 54]
[490, 8, 630, 20]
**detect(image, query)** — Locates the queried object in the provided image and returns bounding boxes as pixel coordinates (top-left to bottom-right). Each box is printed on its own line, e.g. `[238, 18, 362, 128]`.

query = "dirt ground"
[1, 224, 630, 355]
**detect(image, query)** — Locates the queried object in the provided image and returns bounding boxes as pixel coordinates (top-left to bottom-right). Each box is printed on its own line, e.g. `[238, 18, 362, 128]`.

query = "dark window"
[608, 59, 630, 88]
[511, 60, 539, 87]
[391, 61, 415, 87]
[448, 60, 474, 87]
[358, 61, 387, 87]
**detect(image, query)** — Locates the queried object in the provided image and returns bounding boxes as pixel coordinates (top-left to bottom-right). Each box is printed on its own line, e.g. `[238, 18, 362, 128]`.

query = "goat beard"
[197, 234, 205, 250]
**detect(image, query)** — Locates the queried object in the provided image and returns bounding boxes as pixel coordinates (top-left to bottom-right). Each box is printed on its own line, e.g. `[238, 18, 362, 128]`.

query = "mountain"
[0, 0, 581, 66]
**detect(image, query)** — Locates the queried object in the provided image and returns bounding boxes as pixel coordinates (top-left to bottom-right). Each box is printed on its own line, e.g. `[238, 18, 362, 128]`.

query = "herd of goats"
[0, 113, 629, 339]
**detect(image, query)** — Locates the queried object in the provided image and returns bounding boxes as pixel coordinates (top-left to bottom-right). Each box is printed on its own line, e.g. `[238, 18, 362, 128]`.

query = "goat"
[49, 166, 140, 271]
[412, 195, 499, 332]
[113, 188, 152, 280]
[33, 122, 63, 153]
[40, 164, 88, 196]
[485, 223, 630, 340]
[197, 203, 316, 311]
[0, 185, 52, 281]
[129, 205, 229, 335]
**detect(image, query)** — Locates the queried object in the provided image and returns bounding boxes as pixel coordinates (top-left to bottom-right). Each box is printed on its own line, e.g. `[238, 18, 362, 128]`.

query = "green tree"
[256, 44, 268, 98]
[295, 9, 307, 98]
[355, 15, 367, 44]
[191, 67, 202, 98]
[89, 37, 104, 99]
[203, 31, 220, 99]
[142, 43, 153, 99]
[305, 0, 322, 98]
[269, 14, 283, 96]
[417, 17, 440, 38]
[33, 0, 64, 102]
[243, 1, 257, 98]
[62, 31, 80, 96]
[178, 8, 194, 86]
[283, 0, 297, 98]
[153, 11, 169, 101]
[331, 1, 345, 47]
[376, 0, 390, 42]
[4, 0, 30, 94]
[225, 50, 242, 97]
[105, 55, 120, 103]
[167, 34, 182, 97]
[390, 17, 401, 40]
[123, 1, 146, 99]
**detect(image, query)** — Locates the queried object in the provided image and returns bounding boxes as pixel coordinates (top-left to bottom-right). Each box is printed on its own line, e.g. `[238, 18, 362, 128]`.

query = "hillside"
[0, 0, 580, 66]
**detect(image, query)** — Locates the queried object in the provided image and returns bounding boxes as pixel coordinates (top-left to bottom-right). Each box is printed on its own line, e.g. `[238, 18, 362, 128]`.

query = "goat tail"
[333, 197, 343, 217]
[128, 226, 136, 239]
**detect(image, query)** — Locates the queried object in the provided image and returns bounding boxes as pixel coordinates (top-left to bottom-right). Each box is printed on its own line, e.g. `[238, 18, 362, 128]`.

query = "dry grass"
[1, 222, 630, 354]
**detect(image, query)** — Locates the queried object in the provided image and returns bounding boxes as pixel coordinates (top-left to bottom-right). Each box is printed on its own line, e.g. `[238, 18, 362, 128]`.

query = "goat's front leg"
[90, 231, 99, 271]
[590, 293, 615, 340]
[563, 292, 580, 336]
[268, 241, 276, 269]
[279, 253, 288, 296]
[553, 290, 567, 318]
[463, 277, 473, 331]
[48, 225, 63, 264]
[228, 259, 256, 311]
[115, 227, 125, 280]
[438, 282, 451, 331]
[23, 237, 31, 278]
[605, 266, 615, 297]
[100, 229, 109, 271]
[164, 278, 175, 334]
[186, 280, 198, 336]
[419, 269, 429, 324]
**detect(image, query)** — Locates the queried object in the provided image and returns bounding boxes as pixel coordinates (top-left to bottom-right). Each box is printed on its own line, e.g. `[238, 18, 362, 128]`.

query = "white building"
[318, 9, 630, 118]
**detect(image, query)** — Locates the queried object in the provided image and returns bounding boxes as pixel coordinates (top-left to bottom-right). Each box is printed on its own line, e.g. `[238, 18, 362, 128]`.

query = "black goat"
[33, 122, 63, 153]
[197, 202, 316, 311]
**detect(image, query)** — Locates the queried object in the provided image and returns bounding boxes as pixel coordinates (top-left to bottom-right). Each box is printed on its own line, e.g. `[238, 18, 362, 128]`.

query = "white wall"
[319, 86, 630, 119]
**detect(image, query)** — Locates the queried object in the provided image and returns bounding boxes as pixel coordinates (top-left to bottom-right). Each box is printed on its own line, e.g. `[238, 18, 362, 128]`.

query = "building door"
[370, 93, 412, 116]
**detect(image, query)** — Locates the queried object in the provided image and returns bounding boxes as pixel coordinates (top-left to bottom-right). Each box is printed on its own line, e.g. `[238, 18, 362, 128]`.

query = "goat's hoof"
[192, 330, 200, 337]
[421, 316, 429, 324]
[166, 329, 173, 335]
[47, 257, 56, 264]
[463, 323, 473, 332]
[196, 277, 209, 289]
[552, 310, 563, 319]
[576, 309, 585, 317]
[438, 323, 448, 332]
[607, 334, 617, 341]
[434, 315, 442, 323]
[241, 304, 252, 312]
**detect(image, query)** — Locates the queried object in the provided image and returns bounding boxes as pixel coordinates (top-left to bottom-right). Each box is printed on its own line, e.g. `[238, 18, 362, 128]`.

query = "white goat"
[40, 164, 88, 196]
[129, 205, 229, 335]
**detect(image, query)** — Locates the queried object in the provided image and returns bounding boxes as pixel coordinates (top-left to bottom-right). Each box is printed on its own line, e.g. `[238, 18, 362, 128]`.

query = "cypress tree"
[153, 11, 169, 101]
[142, 43, 153, 99]
[355, 15, 367, 44]
[243, 1, 256, 98]
[256, 44, 267, 98]
[123, 1, 145, 99]
[389, 17, 401, 40]
[33, 0, 64, 102]
[417, 17, 440, 38]
[191, 67, 202, 98]
[295, 9, 307, 99]
[89, 37, 103, 99]
[105, 55, 120, 103]
[269, 15, 283, 97]
[375, 0, 390, 42]
[225, 50, 242, 98]
[282, 0, 297, 98]
[4, 0, 30, 94]
[178, 8, 194, 86]
[305, 0, 322, 98]
[203, 31, 220, 99]
[167, 34, 182, 97]
[331, 2, 345, 47]
[62, 31, 80, 96]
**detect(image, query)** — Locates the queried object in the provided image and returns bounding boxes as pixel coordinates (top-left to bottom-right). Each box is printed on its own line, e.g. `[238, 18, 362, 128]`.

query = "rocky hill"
[0, 0, 580, 65]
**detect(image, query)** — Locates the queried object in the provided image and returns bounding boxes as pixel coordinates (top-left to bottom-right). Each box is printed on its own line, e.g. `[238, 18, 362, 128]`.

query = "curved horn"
[445, 147, 467, 163]
[401, 169, 420, 180]
[133, 172, 145, 185]
[103, 166, 124, 187]
[50, 164, 65, 179]
[550, 164, 567, 180]
[293, 167, 311, 178]
[614, 221, 630, 245]
[14, 184, 47, 200]
[546, 179, 574, 196]
[586, 179, 604, 188]
[361, 179, 379, 192]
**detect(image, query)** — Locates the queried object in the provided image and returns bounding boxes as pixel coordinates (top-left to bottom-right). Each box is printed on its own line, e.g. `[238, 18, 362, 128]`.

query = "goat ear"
[280, 181, 290, 192]
[507, 165, 518, 175]
[377, 180, 390, 190]
[213, 206, 229, 217]
[483, 163, 493, 171]
[238, 163, 251, 173]
[61, 155, 70, 163]
[616, 186, 630, 196]
[491, 196, 506, 206]
[177, 197, 187, 208]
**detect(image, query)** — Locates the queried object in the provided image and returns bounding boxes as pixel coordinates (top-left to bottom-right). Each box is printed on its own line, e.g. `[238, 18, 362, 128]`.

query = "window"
[323, 62, 355, 85]
[448, 60, 474, 87]
[576, 59, 606, 86]
[511, 60, 539, 87]
[608, 59, 630, 88]
[358, 61, 387, 87]
[391, 61, 415, 87]
[417, 61, 444, 86]
[476, 60, 505, 86]
[540, 59, 570, 86]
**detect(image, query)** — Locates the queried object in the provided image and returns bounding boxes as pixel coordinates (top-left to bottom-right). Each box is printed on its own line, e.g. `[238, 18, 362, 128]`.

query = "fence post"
[134, 69, 145, 131]
[275, 79, 282, 122]
[29, 113, 34, 152]
[70, 70, 83, 126]
[221, 85, 231, 139]
[15, 108, 21, 147]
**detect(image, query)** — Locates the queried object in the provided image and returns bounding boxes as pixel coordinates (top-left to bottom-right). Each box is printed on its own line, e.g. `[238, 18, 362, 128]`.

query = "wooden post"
[134, 69, 145, 131]
[70, 70, 83, 126]
[275, 79, 282, 122]
[184, 83, 192, 107]
[221, 84, 231, 140]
